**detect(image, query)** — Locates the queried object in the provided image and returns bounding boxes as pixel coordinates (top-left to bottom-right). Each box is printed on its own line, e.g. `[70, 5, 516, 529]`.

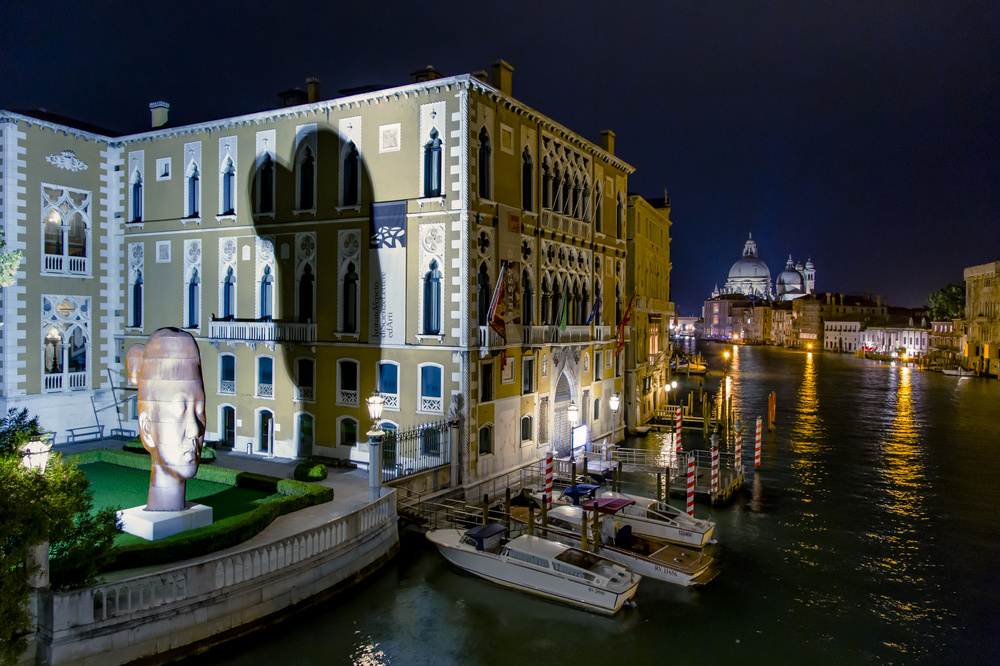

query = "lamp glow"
[609, 392, 621, 413]
[567, 401, 579, 426]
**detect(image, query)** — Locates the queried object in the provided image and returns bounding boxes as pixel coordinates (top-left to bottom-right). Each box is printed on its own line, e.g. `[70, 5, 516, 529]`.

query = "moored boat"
[596, 490, 716, 548]
[513, 501, 718, 587]
[426, 523, 642, 615]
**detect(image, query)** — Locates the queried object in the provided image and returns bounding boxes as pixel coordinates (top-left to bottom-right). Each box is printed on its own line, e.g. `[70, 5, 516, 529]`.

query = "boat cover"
[465, 523, 507, 551]
[561, 484, 599, 505]
[581, 497, 635, 514]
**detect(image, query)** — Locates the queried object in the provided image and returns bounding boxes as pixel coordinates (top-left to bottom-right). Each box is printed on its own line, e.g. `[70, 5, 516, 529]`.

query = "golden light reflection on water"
[352, 638, 389, 666]
[879, 367, 924, 519]
[790, 351, 826, 489]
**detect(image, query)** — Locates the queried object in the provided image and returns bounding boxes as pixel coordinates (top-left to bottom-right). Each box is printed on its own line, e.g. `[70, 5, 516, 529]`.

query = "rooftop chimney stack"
[601, 129, 616, 156]
[307, 77, 321, 103]
[491, 60, 514, 96]
[149, 101, 169, 129]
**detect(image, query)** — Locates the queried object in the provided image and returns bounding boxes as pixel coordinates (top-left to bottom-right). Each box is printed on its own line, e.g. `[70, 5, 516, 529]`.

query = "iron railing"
[380, 419, 451, 483]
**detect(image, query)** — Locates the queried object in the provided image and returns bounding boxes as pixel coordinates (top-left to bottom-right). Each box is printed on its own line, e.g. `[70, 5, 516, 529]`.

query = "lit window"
[41, 185, 91, 275]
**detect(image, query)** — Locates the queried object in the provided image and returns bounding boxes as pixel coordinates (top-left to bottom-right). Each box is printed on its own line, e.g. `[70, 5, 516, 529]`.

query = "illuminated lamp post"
[567, 400, 579, 462]
[723, 350, 730, 374]
[366, 390, 385, 503]
[609, 391, 621, 446]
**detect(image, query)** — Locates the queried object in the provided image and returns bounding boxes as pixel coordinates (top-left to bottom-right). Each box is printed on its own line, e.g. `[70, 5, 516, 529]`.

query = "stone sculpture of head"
[126, 327, 206, 512]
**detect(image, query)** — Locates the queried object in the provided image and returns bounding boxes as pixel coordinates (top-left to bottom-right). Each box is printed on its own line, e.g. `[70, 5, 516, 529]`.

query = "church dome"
[727, 235, 770, 281]
[729, 255, 771, 280]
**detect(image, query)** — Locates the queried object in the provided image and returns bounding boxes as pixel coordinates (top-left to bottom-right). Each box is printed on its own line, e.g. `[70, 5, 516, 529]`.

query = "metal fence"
[381, 419, 451, 483]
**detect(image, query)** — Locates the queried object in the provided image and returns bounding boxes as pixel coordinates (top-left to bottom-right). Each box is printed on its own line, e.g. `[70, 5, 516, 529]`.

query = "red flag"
[616, 293, 636, 353]
[487, 262, 507, 341]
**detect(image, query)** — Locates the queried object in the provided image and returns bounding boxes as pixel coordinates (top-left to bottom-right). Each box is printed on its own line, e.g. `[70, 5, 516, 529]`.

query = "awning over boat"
[581, 498, 635, 514]
[560, 484, 599, 505]
[465, 523, 507, 551]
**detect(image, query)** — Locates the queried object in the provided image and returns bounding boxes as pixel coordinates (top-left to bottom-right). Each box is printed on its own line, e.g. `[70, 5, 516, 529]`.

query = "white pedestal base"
[117, 503, 213, 541]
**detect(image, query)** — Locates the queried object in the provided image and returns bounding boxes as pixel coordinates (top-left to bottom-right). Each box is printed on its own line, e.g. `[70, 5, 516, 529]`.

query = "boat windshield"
[648, 502, 680, 520]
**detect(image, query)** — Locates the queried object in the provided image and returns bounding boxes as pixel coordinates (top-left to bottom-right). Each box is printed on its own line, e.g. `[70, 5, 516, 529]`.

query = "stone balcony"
[209, 319, 317, 348]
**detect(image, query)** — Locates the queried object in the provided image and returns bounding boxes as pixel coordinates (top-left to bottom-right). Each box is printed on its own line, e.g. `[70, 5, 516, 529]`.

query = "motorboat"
[512, 501, 718, 587]
[547, 486, 716, 548]
[426, 523, 641, 615]
[671, 354, 708, 375]
[596, 490, 716, 548]
[942, 367, 973, 376]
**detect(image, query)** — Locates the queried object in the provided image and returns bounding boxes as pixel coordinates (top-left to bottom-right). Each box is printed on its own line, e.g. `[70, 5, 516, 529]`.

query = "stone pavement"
[55, 437, 381, 581]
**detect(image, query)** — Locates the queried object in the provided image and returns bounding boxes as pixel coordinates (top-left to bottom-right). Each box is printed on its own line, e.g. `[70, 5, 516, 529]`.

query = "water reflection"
[790, 352, 826, 487]
[879, 367, 924, 520]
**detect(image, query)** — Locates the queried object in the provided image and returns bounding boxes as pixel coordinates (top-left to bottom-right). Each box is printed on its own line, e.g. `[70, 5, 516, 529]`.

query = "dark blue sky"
[4, 1, 997, 314]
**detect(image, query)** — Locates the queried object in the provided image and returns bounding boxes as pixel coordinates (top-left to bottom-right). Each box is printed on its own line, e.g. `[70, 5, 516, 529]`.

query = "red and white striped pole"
[686, 453, 695, 516]
[675, 432, 683, 469]
[755, 416, 762, 467]
[544, 451, 553, 511]
[710, 433, 720, 495]
[674, 405, 682, 442]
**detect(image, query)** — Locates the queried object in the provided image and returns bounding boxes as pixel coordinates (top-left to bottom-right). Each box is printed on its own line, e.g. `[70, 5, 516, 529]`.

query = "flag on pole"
[616, 293, 636, 354]
[585, 291, 601, 325]
[487, 261, 508, 370]
[487, 261, 507, 340]
[557, 285, 569, 331]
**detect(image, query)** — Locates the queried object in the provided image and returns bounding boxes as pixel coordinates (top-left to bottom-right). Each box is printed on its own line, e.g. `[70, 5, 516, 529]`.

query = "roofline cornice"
[0, 111, 114, 143]
[464, 78, 636, 175]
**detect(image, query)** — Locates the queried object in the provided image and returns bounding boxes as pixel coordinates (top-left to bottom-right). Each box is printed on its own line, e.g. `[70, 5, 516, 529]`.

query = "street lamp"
[20, 438, 53, 473]
[608, 391, 621, 446]
[20, 437, 53, 588]
[567, 400, 579, 461]
[366, 390, 385, 503]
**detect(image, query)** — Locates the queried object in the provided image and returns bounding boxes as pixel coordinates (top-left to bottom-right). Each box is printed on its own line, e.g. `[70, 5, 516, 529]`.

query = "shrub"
[122, 439, 215, 463]
[65, 451, 334, 572]
[294, 461, 328, 482]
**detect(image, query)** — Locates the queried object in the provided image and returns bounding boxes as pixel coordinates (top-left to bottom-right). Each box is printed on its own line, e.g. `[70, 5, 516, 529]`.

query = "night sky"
[4, 2, 997, 314]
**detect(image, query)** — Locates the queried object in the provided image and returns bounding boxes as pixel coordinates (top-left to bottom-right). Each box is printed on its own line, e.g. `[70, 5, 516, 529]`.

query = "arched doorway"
[553, 372, 573, 457]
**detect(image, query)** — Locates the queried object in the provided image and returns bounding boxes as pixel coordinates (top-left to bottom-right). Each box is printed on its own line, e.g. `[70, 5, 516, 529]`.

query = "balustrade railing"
[209, 319, 317, 343]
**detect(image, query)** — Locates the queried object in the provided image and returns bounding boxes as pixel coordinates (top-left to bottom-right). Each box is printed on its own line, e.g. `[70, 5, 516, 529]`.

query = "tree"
[0, 409, 119, 666]
[927, 283, 965, 321]
[0, 229, 23, 288]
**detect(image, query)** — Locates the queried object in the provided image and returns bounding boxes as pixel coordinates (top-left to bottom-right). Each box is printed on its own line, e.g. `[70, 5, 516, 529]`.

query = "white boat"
[595, 490, 717, 548]
[547, 486, 716, 548]
[524, 500, 718, 587]
[426, 524, 641, 615]
[942, 367, 972, 376]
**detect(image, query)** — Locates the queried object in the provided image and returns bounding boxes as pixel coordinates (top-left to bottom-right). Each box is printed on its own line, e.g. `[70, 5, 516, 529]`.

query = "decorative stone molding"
[45, 150, 88, 172]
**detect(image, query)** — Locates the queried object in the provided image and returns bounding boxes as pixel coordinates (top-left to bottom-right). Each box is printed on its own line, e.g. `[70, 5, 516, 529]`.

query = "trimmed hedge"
[69, 450, 332, 572]
[121, 439, 216, 463]
[294, 461, 328, 482]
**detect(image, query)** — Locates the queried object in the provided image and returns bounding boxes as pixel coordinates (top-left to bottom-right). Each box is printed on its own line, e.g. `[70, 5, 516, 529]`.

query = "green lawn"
[82, 462, 283, 546]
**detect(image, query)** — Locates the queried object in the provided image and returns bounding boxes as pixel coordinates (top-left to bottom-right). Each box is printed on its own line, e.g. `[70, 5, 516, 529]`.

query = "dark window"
[343, 142, 359, 206]
[260, 266, 273, 320]
[187, 269, 200, 328]
[221, 161, 235, 215]
[542, 161, 552, 209]
[541, 277, 550, 325]
[343, 262, 358, 332]
[481, 362, 494, 402]
[340, 360, 358, 391]
[187, 166, 200, 217]
[131, 175, 142, 222]
[223, 268, 235, 318]
[299, 264, 314, 323]
[132, 272, 143, 327]
[221, 355, 235, 383]
[259, 155, 274, 213]
[299, 148, 314, 209]
[424, 260, 442, 334]
[523, 357, 535, 394]
[222, 406, 235, 447]
[477, 263, 491, 327]
[421, 365, 442, 398]
[521, 415, 532, 441]
[378, 363, 398, 394]
[424, 129, 442, 197]
[340, 419, 357, 447]
[522, 270, 533, 326]
[478, 127, 491, 199]
[258, 357, 273, 385]
[297, 358, 314, 389]
[522, 148, 533, 211]
[68, 214, 86, 257]
[478, 426, 493, 456]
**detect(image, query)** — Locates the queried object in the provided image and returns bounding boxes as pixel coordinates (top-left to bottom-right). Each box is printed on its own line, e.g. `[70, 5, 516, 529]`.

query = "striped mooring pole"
[710, 432, 720, 494]
[755, 416, 762, 467]
[686, 453, 695, 516]
[544, 451, 553, 511]
[674, 405, 682, 440]
[675, 432, 683, 469]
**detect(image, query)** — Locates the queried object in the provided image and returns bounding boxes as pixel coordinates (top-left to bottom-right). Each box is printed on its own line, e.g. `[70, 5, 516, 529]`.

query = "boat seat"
[615, 524, 633, 550]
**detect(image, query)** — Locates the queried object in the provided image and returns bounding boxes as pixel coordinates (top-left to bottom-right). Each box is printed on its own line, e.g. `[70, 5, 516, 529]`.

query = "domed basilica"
[711, 234, 814, 302]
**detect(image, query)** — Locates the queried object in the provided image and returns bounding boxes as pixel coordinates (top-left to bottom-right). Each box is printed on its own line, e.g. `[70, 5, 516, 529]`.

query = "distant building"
[824, 318, 862, 353]
[625, 194, 673, 432]
[775, 256, 815, 301]
[711, 234, 773, 300]
[929, 319, 963, 368]
[963, 260, 999, 375]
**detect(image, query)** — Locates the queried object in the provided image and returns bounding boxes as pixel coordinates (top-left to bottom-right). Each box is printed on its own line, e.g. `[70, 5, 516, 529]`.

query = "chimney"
[491, 60, 514, 96]
[411, 65, 443, 83]
[472, 70, 489, 83]
[307, 77, 321, 103]
[149, 101, 169, 129]
[601, 130, 616, 156]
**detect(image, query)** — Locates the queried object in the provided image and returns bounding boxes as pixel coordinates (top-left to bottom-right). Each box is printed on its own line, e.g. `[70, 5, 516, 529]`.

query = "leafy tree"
[0, 229, 23, 288]
[927, 283, 965, 321]
[0, 410, 119, 666]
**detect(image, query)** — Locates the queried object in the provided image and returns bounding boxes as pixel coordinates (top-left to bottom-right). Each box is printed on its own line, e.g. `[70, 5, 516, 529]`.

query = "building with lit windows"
[624, 194, 673, 433]
[1, 61, 634, 495]
[963, 260, 999, 376]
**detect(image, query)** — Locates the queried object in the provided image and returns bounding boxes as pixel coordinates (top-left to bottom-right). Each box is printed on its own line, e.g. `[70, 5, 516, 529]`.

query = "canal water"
[193, 343, 1000, 665]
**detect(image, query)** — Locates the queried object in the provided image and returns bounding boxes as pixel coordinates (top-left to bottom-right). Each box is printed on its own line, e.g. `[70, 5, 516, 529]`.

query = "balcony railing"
[477, 326, 506, 348]
[44, 254, 88, 274]
[209, 319, 316, 344]
[44, 371, 87, 392]
[219, 380, 236, 395]
[339, 389, 358, 405]
[257, 383, 273, 398]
